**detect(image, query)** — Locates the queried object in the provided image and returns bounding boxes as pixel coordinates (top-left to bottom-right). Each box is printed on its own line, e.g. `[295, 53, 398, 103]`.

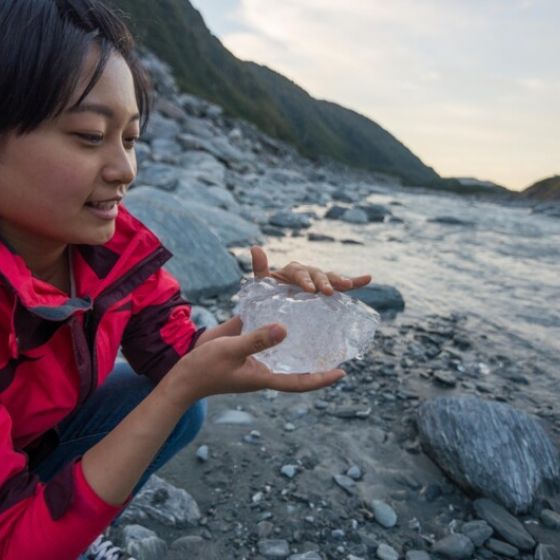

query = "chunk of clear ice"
[235, 278, 380, 374]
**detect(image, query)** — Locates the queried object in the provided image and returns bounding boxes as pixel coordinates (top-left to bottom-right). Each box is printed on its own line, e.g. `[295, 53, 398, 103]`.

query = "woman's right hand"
[166, 323, 345, 408]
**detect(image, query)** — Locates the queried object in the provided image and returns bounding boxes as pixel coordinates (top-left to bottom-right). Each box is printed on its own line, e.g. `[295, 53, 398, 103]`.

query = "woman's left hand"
[250, 246, 371, 296]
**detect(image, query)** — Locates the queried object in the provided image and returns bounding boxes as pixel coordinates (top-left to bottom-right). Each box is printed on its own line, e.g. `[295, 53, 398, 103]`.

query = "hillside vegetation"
[111, 0, 439, 185]
[521, 175, 560, 201]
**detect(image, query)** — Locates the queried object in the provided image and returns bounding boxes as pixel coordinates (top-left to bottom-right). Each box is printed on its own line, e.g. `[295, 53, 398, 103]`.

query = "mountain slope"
[111, 0, 439, 184]
[521, 175, 560, 201]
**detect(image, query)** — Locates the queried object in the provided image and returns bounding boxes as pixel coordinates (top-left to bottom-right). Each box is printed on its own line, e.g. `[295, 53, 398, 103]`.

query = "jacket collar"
[0, 206, 168, 315]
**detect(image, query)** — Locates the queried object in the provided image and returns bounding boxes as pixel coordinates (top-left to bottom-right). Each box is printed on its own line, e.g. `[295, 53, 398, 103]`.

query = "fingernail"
[269, 325, 285, 343]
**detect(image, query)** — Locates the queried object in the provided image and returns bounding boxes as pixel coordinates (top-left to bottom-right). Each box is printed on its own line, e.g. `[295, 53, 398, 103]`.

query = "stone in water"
[236, 278, 380, 373]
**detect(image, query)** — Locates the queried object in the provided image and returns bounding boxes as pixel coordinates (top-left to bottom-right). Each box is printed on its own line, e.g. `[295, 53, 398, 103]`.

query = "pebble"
[371, 500, 397, 528]
[540, 508, 560, 529]
[333, 474, 356, 494]
[346, 465, 362, 480]
[243, 430, 261, 444]
[433, 371, 457, 387]
[284, 422, 296, 432]
[281, 465, 298, 479]
[258, 539, 291, 558]
[287, 553, 323, 560]
[314, 399, 329, 410]
[473, 498, 536, 551]
[195, 445, 209, 462]
[405, 551, 431, 560]
[257, 520, 275, 538]
[460, 520, 493, 546]
[376, 543, 399, 560]
[485, 538, 519, 557]
[431, 534, 474, 559]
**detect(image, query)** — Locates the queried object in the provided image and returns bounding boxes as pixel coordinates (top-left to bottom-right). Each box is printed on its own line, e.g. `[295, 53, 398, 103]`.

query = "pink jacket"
[0, 206, 200, 559]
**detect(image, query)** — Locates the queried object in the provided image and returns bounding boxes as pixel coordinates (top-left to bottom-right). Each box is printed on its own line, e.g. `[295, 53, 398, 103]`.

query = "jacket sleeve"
[0, 405, 125, 560]
[121, 267, 204, 384]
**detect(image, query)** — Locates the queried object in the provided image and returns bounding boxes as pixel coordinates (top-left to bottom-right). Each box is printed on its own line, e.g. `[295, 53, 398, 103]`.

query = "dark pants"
[32, 361, 206, 496]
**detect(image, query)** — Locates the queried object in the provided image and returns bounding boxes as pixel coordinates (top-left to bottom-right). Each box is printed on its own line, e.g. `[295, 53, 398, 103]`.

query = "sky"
[191, 0, 559, 191]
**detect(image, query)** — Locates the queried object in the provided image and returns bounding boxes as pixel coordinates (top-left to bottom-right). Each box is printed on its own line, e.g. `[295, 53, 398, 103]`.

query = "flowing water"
[261, 188, 560, 371]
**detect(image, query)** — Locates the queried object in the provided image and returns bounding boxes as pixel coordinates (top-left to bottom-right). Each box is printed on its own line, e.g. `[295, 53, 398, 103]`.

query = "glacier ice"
[235, 278, 380, 374]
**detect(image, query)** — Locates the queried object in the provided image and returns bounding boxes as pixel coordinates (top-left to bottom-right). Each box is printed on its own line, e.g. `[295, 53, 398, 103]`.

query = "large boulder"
[125, 187, 242, 302]
[180, 200, 262, 247]
[349, 284, 405, 314]
[417, 396, 560, 514]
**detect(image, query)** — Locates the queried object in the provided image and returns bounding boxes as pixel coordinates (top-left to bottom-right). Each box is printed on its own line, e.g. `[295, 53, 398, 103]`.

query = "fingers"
[234, 323, 287, 358]
[266, 369, 346, 392]
[250, 246, 270, 278]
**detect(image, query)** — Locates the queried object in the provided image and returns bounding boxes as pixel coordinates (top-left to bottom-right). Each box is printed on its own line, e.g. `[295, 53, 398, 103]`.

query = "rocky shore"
[105, 51, 559, 559]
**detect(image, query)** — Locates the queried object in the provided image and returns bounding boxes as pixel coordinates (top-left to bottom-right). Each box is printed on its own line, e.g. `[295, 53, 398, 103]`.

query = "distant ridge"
[111, 0, 439, 185]
[521, 175, 560, 201]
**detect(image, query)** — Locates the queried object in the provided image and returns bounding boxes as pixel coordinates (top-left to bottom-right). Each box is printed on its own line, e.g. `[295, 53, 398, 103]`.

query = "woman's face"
[0, 50, 140, 249]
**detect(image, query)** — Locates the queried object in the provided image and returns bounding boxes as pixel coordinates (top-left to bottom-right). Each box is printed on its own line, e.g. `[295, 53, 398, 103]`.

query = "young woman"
[0, 1, 371, 558]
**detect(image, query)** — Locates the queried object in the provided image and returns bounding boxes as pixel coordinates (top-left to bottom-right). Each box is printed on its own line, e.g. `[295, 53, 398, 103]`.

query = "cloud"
[210, 0, 560, 189]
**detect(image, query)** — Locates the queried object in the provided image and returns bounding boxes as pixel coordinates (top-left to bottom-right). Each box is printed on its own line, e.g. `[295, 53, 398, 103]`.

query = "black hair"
[0, 0, 150, 135]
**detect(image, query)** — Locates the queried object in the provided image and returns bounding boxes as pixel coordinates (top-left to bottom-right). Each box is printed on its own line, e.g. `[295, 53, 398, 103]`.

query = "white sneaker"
[83, 533, 136, 560]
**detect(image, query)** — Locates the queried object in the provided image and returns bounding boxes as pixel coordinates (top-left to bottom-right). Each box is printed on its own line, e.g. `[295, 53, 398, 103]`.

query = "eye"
[123, 136, 139, 150]
[75, 132, 104, 145]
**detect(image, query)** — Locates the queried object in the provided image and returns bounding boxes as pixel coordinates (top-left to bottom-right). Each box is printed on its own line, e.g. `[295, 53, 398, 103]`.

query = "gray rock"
[125, 187, 242, 302]
[333, 474, 356, 494]
[281, 465, 298, 479]
[180, 200, 262, 247]
[142, 112, 181, 141]
[325, 205, 347, 220]
[341, 208, 369, 224]
[371, 500, 397, 528]
[150, 137, 183, 163]
[121, 475, 201, 527]
[405, 551, 431, 560]
[287, 552, 323, 560]
[178, 150, 227, 186]
[358, 203, 392, 222]
[540, 508, 560, 529]
[127, 536, 167, 560]
[168, 535, 217, 560]
[473, 498, 535, 551]
[258, 539, 291, 558]
[376, 543, 399, 560]
[428, 216, 475, 226]
[535, 543, 560, 560]
[135, 163, 186, 190]
[308, 233, 335, 242]
[332, 188, 358, 203]
[122, 524, 157, 541]
[214, 410, 255, 425]
[196, 445, 209, 462]
[346, 465, 363, 480]
[431, 534, 474, 559]
[269, 210, 312, 229]
[460, 520, 493, 546]
[174, 180, 241, 213]
[190, 306, 219, 329]
[485, 538, 519, 557]
[349, 284, 405, 314]
[417, 396, 560, 513]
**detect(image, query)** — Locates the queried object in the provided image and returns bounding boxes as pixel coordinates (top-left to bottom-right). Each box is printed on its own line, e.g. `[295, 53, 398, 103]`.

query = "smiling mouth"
[85, 201, 118, 210]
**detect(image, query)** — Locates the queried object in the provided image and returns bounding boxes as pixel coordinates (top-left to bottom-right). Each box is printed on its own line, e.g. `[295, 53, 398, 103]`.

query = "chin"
[78, 225, 116, 246]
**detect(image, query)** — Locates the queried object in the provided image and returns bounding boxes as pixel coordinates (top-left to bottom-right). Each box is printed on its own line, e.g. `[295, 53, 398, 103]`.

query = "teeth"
[89, 201, 116, 210]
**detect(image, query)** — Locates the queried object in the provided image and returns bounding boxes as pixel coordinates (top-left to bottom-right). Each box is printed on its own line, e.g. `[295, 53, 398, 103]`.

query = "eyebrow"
[66, 102, 140, 123]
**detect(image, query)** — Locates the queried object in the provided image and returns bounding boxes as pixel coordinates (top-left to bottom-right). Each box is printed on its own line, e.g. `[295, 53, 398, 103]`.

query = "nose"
[101, 143, 137, 186]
